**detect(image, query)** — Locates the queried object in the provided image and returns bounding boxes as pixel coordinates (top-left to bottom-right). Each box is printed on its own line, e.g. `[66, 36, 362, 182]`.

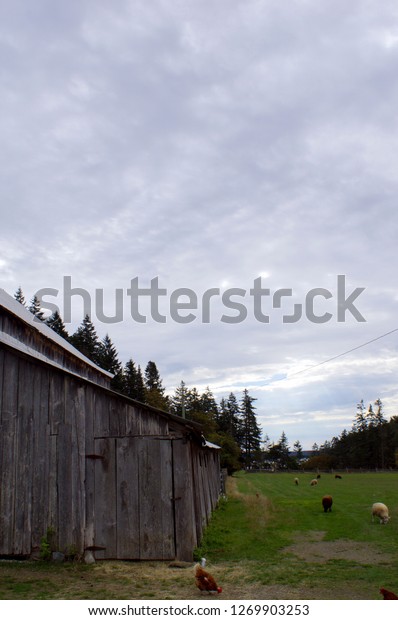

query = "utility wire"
[286, 327, 398, 379]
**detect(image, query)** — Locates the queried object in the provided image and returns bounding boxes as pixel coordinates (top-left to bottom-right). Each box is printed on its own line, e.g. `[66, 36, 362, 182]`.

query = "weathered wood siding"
[0, 318, 221, 561]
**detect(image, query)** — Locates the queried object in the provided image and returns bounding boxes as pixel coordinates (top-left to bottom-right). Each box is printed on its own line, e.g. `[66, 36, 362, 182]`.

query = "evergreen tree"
[144, 361, 168, 410]
[239, 389, 262, 469]
[46, 310, 69, 340]
[97, 334, 124, 392]
[265, 431, 294, 469]
[97, 334, 121, 374]
[217, 393, 242, 445]
[200, 387, 219, 419]
[353, 399, 367, 432]
[170, 381, 188, 417]
[366, 403, 377, 427]
[124, 360, 146, 402]
[188, 387, 218, 436]
[28, 295, 45, 321]
[374, 398, 386, 426]
[293, 439, 303, 461]
[14, 286, 26, 306]
[69, 314, 101, 364]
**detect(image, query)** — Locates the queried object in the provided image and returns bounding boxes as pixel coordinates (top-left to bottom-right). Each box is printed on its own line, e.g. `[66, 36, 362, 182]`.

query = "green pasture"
[196, 471, 398, 599]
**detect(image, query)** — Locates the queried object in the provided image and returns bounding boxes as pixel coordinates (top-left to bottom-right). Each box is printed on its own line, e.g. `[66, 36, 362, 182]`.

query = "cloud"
[2, 0, 398, 448]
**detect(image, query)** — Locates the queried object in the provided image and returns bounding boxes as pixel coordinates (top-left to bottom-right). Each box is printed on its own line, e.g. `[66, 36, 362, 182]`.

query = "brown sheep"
[322, 495, 333, 512]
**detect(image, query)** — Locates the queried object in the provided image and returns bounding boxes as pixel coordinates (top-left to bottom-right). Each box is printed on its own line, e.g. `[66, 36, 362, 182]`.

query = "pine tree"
[239, 389, 262, 469]
[217, 392, 242, 444]
[96, 334, 124, 392]
[69, 314, 101, 364]
[14, 286, 26, 306]
[124, 360, 146, 402]
[144, 361, 168, 410]
[293, 439, 303, 461]
[28, 295, 45, 321]
[374, 398, 386, 426]
[366, 403, 377, 427]
[97, 334, 122, 374]
[46, 310, 69, 340]
[170, 381, 188, 417]
[353, 399, 368, 432]
[278, 431, 290, 467]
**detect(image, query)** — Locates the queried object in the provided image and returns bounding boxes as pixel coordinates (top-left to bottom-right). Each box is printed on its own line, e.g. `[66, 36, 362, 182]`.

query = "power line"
[287, 327, 398, 380]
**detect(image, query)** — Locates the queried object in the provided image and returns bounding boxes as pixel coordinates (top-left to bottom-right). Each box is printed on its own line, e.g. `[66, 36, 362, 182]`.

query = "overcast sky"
[2, 0, 398, 449]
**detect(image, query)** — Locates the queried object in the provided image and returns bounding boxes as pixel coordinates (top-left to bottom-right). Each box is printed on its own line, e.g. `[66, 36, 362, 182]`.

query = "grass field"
[197, 471, 398, 599]
[0, 471, 398, 600]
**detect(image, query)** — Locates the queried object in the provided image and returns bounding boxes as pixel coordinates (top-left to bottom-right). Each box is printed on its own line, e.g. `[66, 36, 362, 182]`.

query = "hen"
[380, 587, 398, 600]
[195, 558, 222, 594]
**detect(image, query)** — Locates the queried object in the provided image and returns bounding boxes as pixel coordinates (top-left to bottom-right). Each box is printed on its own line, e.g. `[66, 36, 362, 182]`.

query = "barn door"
[92, 437, 175, 560]
[171, 438, 197, 561]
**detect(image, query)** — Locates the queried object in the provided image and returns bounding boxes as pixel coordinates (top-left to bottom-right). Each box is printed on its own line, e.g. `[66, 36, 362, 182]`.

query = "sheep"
[322, 495, 333, 512]
[294, 477, 299, 486]
[335, 474, 342, 479]
[316, 474, 321, 479]
[372, 502, 390, 524]
[310, 479, 318, 486]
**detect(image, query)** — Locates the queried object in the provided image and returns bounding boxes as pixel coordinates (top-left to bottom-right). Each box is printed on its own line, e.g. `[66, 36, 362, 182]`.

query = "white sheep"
[294, 477, 299, 486]
[310, 479, 318, 486]
[372, 502, 390, 524]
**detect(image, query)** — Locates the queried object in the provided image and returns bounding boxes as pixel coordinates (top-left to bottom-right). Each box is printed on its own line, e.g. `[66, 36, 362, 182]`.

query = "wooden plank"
[138, 438, 174, 560]
[191, 447, 207, 542]
[84, 385, 96, 550]
[159, 439, 175, 558]
[1, 350, 19, 421]
[57, 421, 73, 552]
[48, 434, 58, 547]
[140, 410, 167, 436]
[0, 418, 16, 554]
[172, 439, 196, 561]
[49, 371, 65, 435]
[109, 398, 126, 437]
[0, 347, 4, 421]
[69, 380, 86, 554]
[115, 437, 140, 559]
[94, 438, 117, 558]
[94, 393, 109, 438]
[31, 364, 50, 550]
[13, 359, 34, 554]
[125, 404, 142, 436]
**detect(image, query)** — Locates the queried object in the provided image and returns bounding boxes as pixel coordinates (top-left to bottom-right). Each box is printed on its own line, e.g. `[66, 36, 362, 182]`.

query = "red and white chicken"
[195, 558, 222, 594]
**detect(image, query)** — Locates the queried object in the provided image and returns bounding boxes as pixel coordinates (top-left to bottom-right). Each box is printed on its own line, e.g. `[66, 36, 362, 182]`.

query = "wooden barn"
[0, 289, 221, 562]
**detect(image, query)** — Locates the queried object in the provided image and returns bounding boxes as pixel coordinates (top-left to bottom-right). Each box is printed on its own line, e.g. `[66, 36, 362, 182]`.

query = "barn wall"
[0, 341, 220, 561]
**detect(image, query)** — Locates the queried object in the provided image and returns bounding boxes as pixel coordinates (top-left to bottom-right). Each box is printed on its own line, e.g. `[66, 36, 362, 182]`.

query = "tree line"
[16, 288, 394, 471]
[304, 398, 398, 470]
[13, 287, 266, 472]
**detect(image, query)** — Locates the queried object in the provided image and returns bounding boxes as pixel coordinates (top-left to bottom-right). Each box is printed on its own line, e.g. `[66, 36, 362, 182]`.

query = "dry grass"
[0, 558, 319, 600]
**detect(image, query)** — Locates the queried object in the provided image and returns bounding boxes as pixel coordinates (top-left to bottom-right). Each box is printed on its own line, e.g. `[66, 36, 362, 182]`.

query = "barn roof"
[0, 288, 113, 378]
[0, 289, 220, 449]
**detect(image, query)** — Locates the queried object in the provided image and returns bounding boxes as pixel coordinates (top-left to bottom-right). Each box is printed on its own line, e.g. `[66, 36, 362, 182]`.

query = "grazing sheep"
[372, 502, 390, 524]
[316, 474, 321, 479]
[335, 474, 342, 479]
[310, 479, 318, 486]
[322, 495, 333, 512]
[294, 477, 299, 486]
